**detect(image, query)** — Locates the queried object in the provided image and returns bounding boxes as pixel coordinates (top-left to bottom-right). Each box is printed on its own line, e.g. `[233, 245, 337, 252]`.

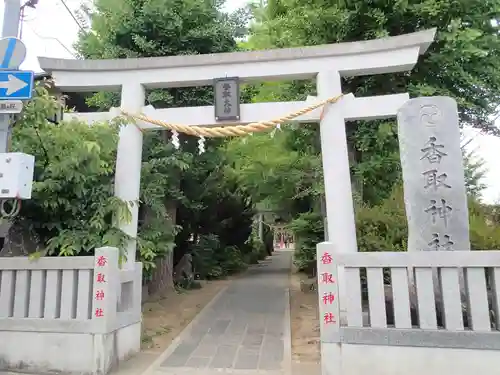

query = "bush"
[263, 224, 274, 255]
[176, 278, 202, 290]
[355, 186, 407, 252]
[220, 245, 248, 274]
[255, 239, 268, 260]
[191, 234, 247, 279]
[469, 200, 500, 250]
[191, 234, 221, 279]
[11, 84, 130, 258]
[245, 237, 268, 264]
[289, 211, 324, 271]
[356, 184, 500, 252]
[290, 184, 500, 274]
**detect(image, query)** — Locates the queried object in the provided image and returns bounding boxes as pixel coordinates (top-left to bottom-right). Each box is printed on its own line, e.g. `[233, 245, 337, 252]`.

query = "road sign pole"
[1, 0, 22, 153]
[2, 0, 21, 38]
[0, 115, 9, 151]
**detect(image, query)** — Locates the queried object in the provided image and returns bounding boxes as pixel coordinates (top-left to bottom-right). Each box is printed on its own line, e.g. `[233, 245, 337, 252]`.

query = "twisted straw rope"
[121, 94, 344, 138]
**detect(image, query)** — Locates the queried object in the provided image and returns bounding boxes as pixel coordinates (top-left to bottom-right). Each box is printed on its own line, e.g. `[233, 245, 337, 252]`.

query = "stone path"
[154, 250, 292, 375]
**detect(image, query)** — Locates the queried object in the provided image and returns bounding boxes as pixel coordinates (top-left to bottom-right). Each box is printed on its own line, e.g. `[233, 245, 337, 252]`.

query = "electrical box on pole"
[0, 152, 35, 199]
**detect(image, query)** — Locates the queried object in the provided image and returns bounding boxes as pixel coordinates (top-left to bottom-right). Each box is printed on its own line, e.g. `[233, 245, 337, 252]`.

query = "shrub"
[469, 200, 500, 250]
[191, 234, 247, 279]
[356, 185, 500, 252]
[191, 234, 221, 279]
[246, 237, 268, 264]
[291, 184, 500, 274]
[11, 84, 130, 258]
[263, 224, 274, 255]
[355, 186, 408, 252]
[220, 245, 248, 275]
[289, 211, 324, 271]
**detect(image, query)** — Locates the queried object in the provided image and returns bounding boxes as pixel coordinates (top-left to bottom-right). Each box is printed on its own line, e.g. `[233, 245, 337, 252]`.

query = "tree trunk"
[347, 137, 363, 202]
[147, 199, 177, 297]
[147, 130, 178, 297]
[320, 195, 328, 241]
[148, 250, 175, 296]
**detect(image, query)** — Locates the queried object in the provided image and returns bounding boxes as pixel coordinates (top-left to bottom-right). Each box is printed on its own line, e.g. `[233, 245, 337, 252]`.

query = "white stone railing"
[0, 247, 142, 374]
[317, 242, 500, 375]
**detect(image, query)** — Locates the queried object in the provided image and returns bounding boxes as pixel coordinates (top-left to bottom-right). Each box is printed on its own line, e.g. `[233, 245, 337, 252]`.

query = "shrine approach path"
[150, 250, 292, 375]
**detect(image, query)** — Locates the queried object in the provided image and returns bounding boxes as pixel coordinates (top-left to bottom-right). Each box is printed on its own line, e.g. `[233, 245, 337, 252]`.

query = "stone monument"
[397, 96, 470, 252]
[397, 96, 471, 327]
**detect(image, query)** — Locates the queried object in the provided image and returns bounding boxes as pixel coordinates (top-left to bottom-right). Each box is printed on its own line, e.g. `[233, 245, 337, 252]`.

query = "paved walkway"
[152, 250, 292, 375]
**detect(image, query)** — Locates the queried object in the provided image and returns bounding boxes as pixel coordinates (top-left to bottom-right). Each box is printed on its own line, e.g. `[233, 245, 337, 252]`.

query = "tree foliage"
[0, 0, 262, 288]
[242, 0, 500, 206]
[9, 83, 130, 257]
[462, 141, 488, 199]
[252, 0, 500, 131]
[6, 0, 500, 288]
[73, 0, 258, 281]
[77, 0, 238, 59]
[227, 0, 500, 267]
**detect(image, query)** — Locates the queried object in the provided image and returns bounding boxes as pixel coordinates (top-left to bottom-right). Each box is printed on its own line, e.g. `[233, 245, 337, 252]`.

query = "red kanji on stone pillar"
[95, 308, 104, 318]
[320, 272, 335, 284]
[321, 252, 332, 265]
[96, 256, 107, 267]
[96, 273, 106, 283]
[322, 292, 335, 305]
[323, 312, 336, 324]
[95, 290, 105, 301]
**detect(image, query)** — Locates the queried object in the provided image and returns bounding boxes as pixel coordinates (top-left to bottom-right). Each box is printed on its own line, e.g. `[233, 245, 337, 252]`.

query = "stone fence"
[317, 242, 500, 375]
[0, 247, 142, 375]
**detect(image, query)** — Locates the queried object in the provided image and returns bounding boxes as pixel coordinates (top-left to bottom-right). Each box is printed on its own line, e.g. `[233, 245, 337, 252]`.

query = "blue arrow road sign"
[0, 71, 34, 100]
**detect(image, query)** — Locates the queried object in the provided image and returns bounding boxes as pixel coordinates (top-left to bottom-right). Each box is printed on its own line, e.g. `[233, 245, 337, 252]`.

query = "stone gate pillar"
[114, 82, 145, 269]
[317, 71, 358, 310]
[317, 71, 357, 254]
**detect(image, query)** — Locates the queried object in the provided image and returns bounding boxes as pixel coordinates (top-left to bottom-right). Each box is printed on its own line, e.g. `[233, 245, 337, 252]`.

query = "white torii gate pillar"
[317, 71, 358, 257]
[314, 74, 409, 310]
[114, 83, 145, 269]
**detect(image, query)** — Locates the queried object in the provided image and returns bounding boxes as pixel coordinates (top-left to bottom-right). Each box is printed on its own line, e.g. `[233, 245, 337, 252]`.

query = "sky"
[0, 0, 499, 204]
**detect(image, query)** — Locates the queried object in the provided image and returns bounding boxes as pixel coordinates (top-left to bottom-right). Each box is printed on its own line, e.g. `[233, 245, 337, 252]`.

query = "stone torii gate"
[39, 29, 436, 282]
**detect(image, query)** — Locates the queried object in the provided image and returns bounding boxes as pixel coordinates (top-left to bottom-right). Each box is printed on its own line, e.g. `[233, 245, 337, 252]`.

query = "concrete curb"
[283, 254, 293, 375]
[139, 284, 229, 375]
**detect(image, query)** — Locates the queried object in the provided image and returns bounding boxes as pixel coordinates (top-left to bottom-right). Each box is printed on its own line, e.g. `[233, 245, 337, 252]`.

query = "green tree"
[246, 0, 500, 204]
[225, 125, 323, 216]
[75, 0, 255, 289]
[228, 0, 500, 265]
[77, 0, 238, 59]
[462, 138, 488, 198]
[252, 0, 500, 130]
[6, 83, 130, 257]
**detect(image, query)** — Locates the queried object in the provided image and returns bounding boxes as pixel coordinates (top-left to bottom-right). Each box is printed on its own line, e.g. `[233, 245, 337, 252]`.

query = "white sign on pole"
[0, 100, 23, 113]
[0, 37, 27, 70]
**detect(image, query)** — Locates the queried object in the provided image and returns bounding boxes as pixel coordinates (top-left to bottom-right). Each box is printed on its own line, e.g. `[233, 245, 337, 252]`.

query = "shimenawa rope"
[120, 94, 345, 138]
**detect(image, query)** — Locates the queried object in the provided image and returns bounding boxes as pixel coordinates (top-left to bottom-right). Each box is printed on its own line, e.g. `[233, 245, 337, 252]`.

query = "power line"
[19, 0, 39, 37]
[25, 23, 77, 58]
[59, 0, 86, 33]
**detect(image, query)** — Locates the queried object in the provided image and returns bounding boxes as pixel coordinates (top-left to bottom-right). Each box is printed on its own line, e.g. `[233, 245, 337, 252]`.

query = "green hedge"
[292, 185, 500, 272]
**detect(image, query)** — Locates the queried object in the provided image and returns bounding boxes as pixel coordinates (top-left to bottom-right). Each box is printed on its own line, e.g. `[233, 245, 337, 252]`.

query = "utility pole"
[0, 0, 36, 222]
[0, 0, 22, 152]
[2, 0, 21, 38]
